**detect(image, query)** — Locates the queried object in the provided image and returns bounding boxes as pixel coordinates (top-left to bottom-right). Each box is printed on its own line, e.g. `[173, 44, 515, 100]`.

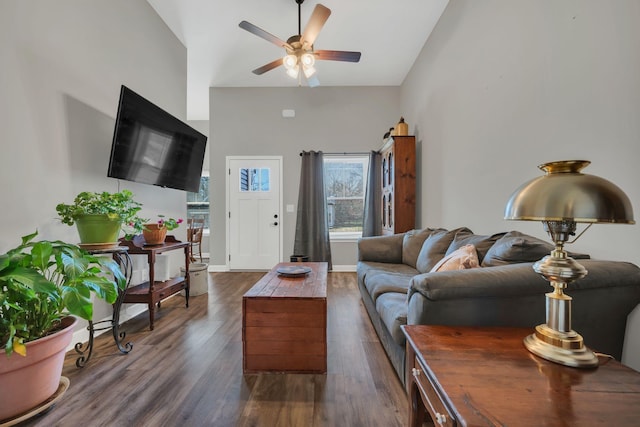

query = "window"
[239, 168, 271, 192]
[187, 173, 210, 229]
[323, 155, 369, 239]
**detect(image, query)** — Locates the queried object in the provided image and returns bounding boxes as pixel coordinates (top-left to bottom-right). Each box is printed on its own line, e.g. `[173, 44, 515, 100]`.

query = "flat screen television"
[107, 85, 207, 193]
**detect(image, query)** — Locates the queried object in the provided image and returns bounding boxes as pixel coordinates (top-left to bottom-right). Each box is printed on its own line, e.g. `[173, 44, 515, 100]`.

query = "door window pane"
[240, 168, 271, 192]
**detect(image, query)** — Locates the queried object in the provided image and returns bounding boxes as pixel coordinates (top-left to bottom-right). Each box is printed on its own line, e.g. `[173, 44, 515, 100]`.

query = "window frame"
[323, 154, 369, 240]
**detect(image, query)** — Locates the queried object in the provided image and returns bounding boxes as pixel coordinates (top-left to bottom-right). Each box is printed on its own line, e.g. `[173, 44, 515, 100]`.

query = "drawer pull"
[412, 367, 421, 377]
[436, 412, 447, 425]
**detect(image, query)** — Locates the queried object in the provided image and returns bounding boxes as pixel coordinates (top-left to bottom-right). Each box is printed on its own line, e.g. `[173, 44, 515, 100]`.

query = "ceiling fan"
[239, 0, 361, 87]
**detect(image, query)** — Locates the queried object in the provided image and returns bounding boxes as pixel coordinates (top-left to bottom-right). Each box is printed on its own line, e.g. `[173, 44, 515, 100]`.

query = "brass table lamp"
[505, 160, 634, 368]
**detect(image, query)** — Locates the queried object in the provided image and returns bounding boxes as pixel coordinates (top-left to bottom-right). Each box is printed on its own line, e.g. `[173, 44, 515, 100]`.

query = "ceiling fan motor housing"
[285, 35, 313, 55]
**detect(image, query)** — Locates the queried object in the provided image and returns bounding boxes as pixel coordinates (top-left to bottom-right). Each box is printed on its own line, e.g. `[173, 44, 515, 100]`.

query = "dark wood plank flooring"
[19, 272, 407, 427]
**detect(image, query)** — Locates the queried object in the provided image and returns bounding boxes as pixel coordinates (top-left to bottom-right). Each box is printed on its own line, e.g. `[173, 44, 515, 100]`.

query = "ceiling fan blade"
[239, 21, 292, 49]
[301, 4, 331, 46]
[252, 58, 284, 75]
[315, 50, 362, 63]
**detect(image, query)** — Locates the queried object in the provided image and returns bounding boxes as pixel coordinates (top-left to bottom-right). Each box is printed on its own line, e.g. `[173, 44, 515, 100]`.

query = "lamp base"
[524, 324, 599, 368]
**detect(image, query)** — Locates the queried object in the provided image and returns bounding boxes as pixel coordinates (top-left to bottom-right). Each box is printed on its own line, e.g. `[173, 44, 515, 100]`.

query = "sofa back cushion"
[402, 228, 442, 268]
[416, 227, 472, 273]
[481, 231, 554, 266]
[446, 232, 506, 264]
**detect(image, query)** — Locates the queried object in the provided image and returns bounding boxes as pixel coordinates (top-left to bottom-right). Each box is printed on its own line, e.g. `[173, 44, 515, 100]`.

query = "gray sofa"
[357, 227, 640, 385]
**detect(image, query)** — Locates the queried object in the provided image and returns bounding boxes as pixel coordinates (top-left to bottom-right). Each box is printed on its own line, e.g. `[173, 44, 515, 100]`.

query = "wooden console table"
[402, 325, 640, 426]
[119, 235, 190, 330]
[242, 262, 327, 374]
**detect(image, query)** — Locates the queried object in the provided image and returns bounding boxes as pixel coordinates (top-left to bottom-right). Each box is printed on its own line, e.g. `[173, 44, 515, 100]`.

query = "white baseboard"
[208, 264, 356, 272]
[331, 265, 357, 272]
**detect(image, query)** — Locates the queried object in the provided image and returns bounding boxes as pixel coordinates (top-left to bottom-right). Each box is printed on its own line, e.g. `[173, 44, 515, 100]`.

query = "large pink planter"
[0, 316, 76, 421]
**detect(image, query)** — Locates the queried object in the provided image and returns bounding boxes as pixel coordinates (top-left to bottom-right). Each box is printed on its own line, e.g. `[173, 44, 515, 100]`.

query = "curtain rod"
[299, 151, 372, 156]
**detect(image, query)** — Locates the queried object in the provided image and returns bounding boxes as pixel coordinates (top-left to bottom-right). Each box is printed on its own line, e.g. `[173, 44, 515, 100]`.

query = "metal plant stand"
[75, 246, 134, 367]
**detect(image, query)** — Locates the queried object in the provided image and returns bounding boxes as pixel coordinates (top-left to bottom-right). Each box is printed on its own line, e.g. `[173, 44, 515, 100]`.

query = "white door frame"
[225, 155, 283, 270]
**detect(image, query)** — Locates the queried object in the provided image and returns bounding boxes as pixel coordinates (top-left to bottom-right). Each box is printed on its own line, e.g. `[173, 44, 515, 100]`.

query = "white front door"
[226, 156, 282, 270]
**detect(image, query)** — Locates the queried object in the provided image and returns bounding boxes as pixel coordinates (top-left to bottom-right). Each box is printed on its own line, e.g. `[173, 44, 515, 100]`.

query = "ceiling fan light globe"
[286, 67, 300, 79]
[303, 65, 316, 78]
[283, 54, 298, 70]
[301, 53, 315, 67]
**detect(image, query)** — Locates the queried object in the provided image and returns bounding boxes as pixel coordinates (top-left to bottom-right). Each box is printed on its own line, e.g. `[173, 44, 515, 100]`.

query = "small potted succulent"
[56, 190, 147, 245]
[0, 231, 126, 420]
[142, 215, 183, 245]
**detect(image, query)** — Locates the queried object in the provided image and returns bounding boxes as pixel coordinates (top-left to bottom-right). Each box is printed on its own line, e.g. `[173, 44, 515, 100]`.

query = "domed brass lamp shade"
[505, 160, 634, 368]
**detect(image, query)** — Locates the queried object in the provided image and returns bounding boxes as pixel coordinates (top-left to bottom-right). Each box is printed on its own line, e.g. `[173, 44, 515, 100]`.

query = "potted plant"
[0, 231, 126, 421]
[142, 215, 183, 245]
[56, 190, 147, 246]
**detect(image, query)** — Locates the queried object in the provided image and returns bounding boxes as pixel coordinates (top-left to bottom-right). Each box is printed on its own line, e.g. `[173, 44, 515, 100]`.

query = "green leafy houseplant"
[56, 190, 147, 240]
[0, 231, 126, 356]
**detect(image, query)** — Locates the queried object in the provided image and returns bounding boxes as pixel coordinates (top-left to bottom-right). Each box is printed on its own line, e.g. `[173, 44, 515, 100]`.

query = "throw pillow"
[402, 228, 441, 268]
[481, 231, 554, 267]
[445, 232, 506, 264]
[416, 227, 472, 273]
[430, 244, 480, 272]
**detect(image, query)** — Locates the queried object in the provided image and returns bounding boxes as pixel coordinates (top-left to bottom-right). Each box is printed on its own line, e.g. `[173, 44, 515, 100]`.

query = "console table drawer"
[412, 356, 456, 427]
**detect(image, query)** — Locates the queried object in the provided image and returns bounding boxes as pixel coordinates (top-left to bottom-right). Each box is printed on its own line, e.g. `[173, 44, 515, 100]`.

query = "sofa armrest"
[358, 233, 405, 264]
[408, 262, 545, 302]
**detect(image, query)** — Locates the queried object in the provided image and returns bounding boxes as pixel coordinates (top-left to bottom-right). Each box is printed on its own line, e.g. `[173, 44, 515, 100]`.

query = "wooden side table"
[119, 235, 190, 330]
[402, 325, 640, 426]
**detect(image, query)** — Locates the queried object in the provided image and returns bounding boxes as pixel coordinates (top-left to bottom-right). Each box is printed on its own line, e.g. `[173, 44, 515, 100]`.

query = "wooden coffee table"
[402, 325, 640, 426]
[242, 262, 327, 374]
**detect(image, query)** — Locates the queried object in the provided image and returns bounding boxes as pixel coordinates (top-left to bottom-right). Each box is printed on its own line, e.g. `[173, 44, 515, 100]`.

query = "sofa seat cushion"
[364, 269, 414, 301]
[375, 292, 408, 347]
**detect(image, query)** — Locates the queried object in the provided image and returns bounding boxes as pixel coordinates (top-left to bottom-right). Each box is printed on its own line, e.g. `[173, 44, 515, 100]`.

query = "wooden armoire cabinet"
[380, 135, 416, 235]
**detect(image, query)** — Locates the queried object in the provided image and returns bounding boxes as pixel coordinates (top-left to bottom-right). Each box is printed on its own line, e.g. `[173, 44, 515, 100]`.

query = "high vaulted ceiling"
[147, 0, 449, 120]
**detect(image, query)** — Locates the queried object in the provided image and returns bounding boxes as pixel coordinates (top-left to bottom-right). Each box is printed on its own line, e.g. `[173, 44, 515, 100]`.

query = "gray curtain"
[362, 150, 382, 237]
[294, 151, 332, 269]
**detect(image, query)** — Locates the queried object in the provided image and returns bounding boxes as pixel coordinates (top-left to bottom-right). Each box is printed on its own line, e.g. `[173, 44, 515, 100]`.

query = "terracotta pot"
[0, 316, 77, 421]
[142, 223, 167, 245]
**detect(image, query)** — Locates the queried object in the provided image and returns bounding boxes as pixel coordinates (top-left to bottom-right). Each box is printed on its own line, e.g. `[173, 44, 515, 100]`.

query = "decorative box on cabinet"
[380, 135, 415, 235]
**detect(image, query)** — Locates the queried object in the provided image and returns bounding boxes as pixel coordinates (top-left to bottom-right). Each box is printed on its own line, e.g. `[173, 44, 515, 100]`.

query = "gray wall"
[400, 0, 640, 368]
[209, 87, 400, 269]
[1, 0, 189, 329]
